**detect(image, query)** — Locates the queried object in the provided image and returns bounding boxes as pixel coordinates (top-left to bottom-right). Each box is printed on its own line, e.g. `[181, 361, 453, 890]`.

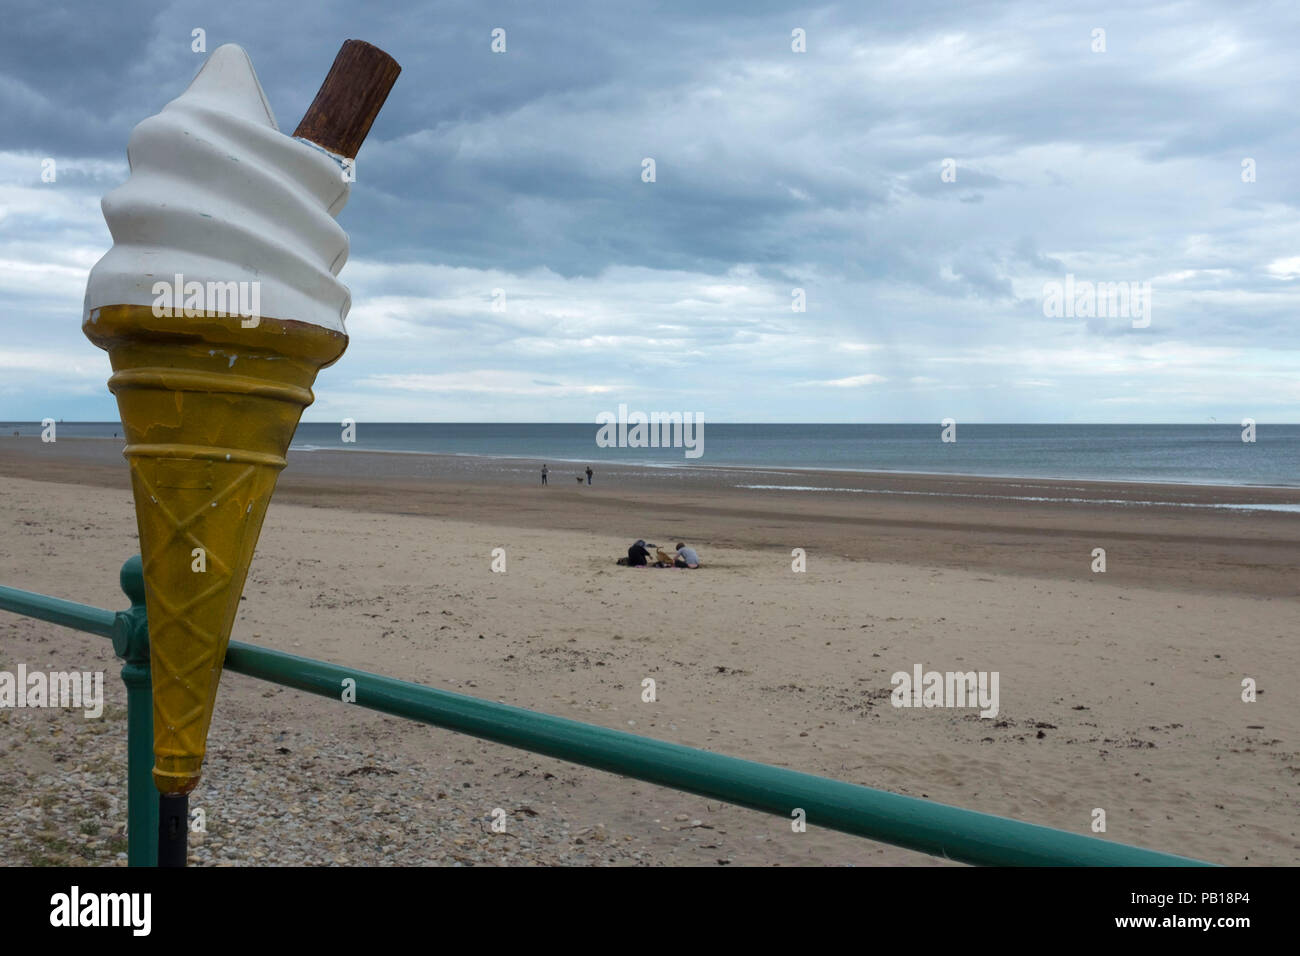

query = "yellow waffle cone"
[85, 304, 346, 794]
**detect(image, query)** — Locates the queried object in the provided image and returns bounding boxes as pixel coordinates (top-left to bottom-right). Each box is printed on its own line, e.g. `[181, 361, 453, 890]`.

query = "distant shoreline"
[3, 437, 1299, 601]
[5, 433, 1299, 494]
[287, 442, 1300, 491]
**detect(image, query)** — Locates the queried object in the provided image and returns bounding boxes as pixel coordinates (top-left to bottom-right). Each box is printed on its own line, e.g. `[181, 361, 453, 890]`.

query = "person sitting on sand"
[674, 543, 700, 569]
[627, 539, 651, 567]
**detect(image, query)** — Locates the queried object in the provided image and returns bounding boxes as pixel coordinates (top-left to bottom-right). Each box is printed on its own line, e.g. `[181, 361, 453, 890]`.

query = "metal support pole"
[111, 555, 158, 867]
[158, 793, 189, 867]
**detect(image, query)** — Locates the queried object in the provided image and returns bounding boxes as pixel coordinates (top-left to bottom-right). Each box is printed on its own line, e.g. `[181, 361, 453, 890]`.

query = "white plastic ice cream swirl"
[84, 44, 351, 333]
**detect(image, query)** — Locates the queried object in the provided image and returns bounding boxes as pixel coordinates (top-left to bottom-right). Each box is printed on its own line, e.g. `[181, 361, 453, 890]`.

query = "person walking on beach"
[541, 464, 548, 486]
[586, 466, 593, 485]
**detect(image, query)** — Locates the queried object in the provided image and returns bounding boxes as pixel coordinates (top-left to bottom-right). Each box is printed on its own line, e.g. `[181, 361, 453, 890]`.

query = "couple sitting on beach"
[620, 540, 701, 569]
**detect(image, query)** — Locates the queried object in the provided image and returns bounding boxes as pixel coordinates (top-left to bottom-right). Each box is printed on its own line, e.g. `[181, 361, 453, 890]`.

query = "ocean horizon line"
[8, 421, 1297, 488]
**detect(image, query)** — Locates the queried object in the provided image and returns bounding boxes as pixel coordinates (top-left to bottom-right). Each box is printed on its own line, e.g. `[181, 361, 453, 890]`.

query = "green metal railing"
[0, 556, 1214, 866]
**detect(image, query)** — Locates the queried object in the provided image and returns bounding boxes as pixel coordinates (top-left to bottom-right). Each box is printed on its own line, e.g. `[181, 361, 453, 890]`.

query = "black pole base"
[158, 793, 189, 867]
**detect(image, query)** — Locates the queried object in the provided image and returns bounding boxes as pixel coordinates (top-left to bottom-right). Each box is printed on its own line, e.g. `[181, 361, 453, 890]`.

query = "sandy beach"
[2, 436, 1298, 865]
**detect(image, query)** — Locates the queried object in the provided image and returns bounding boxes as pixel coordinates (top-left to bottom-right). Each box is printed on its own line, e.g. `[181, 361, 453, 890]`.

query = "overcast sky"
[2, 0, 1298, 422]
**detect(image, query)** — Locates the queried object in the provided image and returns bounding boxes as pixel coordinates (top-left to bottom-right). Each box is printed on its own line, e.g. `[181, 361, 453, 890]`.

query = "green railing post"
[110, 555, 157, 867]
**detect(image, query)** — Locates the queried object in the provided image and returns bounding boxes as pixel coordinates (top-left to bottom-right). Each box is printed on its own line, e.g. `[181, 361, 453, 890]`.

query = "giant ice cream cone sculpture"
[83, 42, 398, 795]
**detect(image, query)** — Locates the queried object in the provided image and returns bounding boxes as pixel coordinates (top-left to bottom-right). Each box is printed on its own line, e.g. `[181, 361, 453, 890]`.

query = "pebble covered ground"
[1, 666, 718, 866]
[2, 619, 884, 867]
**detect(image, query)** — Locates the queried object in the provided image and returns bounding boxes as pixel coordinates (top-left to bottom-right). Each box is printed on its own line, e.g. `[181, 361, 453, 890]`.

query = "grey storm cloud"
[2, 0, 1300, 422]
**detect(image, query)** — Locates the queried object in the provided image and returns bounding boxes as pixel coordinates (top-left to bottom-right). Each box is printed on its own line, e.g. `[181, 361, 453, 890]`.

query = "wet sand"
[5, 436, 1300, 597]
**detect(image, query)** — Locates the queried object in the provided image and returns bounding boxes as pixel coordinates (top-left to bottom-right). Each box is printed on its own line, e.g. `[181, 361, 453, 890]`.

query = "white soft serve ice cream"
[84, 43, 351, 333]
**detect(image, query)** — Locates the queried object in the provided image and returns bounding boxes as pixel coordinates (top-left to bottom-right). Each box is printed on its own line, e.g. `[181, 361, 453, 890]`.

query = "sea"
[6, 422, 1298, 488]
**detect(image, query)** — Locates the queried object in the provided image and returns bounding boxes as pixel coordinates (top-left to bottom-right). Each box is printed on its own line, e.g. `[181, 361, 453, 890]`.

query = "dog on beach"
[575, 476, 584, 483]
